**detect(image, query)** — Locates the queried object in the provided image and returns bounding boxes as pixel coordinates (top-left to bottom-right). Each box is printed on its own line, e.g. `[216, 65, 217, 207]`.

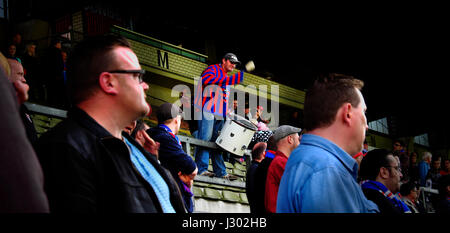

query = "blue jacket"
[418, 160, 430, 186]
[147, 125, 197, 212]
[147, 125, 197, 177]
[277, 134, 379, 213]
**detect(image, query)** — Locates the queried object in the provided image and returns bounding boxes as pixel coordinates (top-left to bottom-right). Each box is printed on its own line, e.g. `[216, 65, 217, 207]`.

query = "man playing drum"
[193, 53, 248, 180]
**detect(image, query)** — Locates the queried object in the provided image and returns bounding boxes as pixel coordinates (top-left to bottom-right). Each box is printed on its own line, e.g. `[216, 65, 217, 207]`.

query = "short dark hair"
[432, 155, 442, 163]
[394, 139, 405, 147]
[303, 73, 364, 131]
[359, 148, 393, 181]
[67, 34, 131, 104]
[252, 142, 267, 161]
[130, 119, 146, 139]
[400, 181, 418, 197]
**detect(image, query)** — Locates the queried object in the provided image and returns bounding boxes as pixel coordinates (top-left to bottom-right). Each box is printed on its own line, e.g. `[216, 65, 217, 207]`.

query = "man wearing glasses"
[359, 149, 411, 213]
[35, 35, 185, 213]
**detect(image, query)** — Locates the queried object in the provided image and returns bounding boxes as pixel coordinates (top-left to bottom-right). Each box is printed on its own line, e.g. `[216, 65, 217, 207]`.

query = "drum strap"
[158, 124, 182, 146]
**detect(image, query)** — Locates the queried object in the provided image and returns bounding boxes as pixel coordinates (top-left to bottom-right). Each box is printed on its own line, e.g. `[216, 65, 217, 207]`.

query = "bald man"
[0, 53, 49, 212]
[7, 58, 38, 145]
[7, 59, 29, 104]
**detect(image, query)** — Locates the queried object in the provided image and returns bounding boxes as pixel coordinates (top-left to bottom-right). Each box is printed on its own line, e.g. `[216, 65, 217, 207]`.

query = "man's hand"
[142, 130, 160, 158]
[178, 168, 198, 188]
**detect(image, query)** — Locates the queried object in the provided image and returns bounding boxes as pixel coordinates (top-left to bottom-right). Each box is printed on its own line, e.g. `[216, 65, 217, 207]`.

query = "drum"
[215, 113, 257, 156]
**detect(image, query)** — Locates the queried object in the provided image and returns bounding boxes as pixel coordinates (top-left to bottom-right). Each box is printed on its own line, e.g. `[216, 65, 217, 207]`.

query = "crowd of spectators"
[2, 33, 69, 109]
[1, 32, 449, 214]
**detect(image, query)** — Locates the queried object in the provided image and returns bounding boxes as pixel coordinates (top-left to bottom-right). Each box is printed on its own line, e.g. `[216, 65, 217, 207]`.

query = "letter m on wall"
[157, 50, 169, 69]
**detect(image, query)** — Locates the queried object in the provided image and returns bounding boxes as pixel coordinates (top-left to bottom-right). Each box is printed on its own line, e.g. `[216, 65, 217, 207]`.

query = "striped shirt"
[194, 64, 244, 117]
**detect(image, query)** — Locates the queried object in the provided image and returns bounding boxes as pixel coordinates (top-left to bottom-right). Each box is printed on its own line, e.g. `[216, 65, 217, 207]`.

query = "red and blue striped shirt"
[194, 64, 244, 117]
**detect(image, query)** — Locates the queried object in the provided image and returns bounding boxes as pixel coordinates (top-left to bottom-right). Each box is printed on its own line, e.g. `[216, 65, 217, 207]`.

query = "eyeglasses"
[385, 166, 402, 172]
[108, 69, 146, 83]
[394, 143, 401, 147]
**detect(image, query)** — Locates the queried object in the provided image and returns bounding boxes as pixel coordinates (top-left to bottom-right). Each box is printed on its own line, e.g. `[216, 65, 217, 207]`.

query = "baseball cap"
[223, 53, 241, 65]
[272, 125, 302, 142]
[157, 102, 183, 123]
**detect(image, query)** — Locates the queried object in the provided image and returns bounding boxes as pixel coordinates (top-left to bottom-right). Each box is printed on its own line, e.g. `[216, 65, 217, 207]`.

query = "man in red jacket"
[265, 125, 301, 213]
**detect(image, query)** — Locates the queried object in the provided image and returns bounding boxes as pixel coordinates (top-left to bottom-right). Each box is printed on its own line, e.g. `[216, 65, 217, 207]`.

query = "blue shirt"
[124, 137, 176, 213]
[418, 161, 430, 186]
[276, 134, 379, 213]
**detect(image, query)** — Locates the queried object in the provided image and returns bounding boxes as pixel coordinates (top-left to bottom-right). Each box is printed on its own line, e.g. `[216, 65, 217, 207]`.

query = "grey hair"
[422, 151, 432, 160]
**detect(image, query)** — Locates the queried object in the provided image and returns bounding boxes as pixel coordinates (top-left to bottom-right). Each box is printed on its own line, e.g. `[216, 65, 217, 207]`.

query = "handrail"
[24, 102, 67, 118]
[24, 103, 247, 189]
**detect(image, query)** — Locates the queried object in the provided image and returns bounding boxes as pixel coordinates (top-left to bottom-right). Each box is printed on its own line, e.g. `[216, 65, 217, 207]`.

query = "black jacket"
[146, 126, 197, 177]
[35, 107, 185, 213]
[252, 157, 273, 213]
[0, 70, 49, 213]
[362, 188, 403, 214]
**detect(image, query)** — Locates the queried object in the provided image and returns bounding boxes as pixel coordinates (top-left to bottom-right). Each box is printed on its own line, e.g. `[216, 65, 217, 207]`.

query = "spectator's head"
[437, 175, 450, 199]
[130, 119, 150, 147]
[256, 105, 263, 115]
[51, 38, 62, 49]
[244, 102, 250, 115]
[422, 151, 432, 163]
[67, 34, 149, 120]
[443, 158, 450, 172]
[303, 73, 366, 156]
[157, 102, 183, 134]
[393, 139, 405, 152]
[233, 99, 238, 109]
[7, 58, 24, 81]
[12, 33, 22, 45]
[360, 148, 403, 193]
[222, 53, 240, 73]
[7, 58, 28, 104]
[363, 140, 369, 150]
[400, 181, 420, 202]
[431, 156, 442, 170]
[410, 151, 418, 164]
[25, 43, 36, 57]
[7, 44, 16, 57]
[252, 142, 267, 162]
[61, 50, 67, 62]
[272, 125, 301, 156]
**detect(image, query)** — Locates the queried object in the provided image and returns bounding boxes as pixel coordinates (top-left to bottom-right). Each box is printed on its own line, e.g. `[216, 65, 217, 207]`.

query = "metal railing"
[25, 103, 247, 189]
[419, 186, 440, 213]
